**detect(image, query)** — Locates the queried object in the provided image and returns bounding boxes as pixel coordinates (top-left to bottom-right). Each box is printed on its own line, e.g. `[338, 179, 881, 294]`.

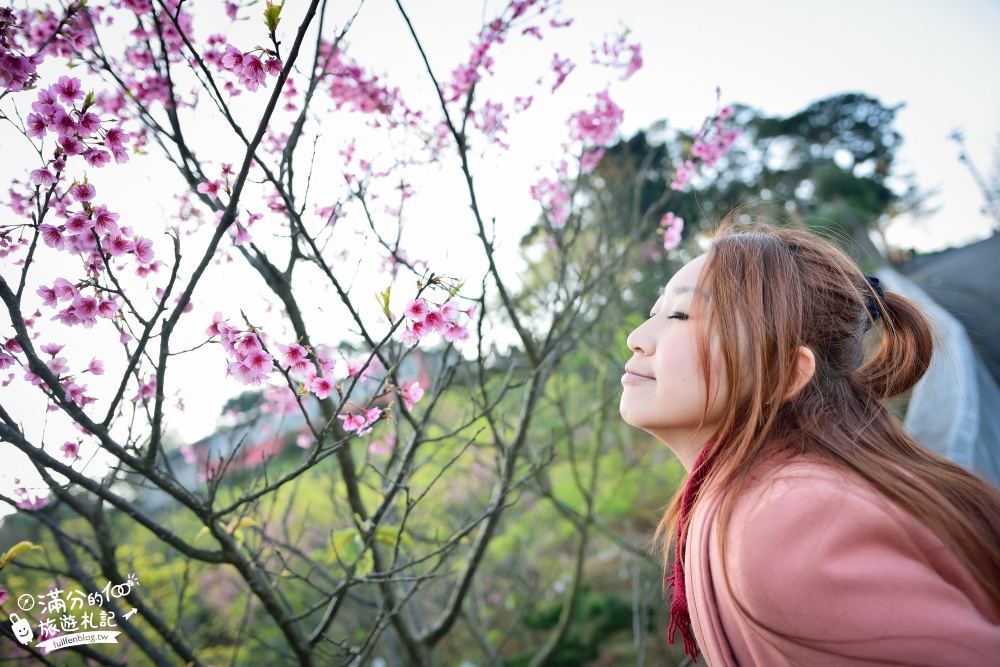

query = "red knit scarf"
[667, 446, 717, 663]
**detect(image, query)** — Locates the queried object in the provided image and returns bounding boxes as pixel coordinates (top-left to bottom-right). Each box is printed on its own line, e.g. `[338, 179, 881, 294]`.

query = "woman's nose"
[626, 321, 652, 355]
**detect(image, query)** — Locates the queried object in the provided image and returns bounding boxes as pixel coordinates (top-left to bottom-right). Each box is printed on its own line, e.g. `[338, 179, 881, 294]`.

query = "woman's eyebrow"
[673, 284, 696, 295]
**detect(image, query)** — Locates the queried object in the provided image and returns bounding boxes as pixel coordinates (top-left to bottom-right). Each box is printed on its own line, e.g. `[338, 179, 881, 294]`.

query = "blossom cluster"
[206, 314, 275, 387]
[36, 279, 120, 330]
[657, 212, 684, 250]
[400, 298, 471, 346]
[0, 7, 41, 92]
[317, 39, 414, 128]
[218, 43, 282, 92]
[18, 341, 102, 412]
[567, 90, 624, 147]
[26, 77, 131, 167]
[527, 87, 624, 229]
[131, 374, 157, 407]
[443, 0, 557, 103]
[1, 5, 95, 94]
[338, 407, 382, 436]
[530, 170, 571, 227]
[670, 104, 740, 190]
[590, 30, 643, 81]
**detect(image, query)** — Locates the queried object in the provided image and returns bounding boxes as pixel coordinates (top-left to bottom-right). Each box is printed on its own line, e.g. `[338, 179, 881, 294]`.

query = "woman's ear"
[784, 345, 816, 401]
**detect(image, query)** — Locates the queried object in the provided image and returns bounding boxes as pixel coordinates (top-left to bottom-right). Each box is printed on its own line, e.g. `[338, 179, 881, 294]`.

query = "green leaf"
[329, 528, 373, 576]
[373, 525, 411, 549]
[376, 284, 392, 320]
[263, 0, 284, 34]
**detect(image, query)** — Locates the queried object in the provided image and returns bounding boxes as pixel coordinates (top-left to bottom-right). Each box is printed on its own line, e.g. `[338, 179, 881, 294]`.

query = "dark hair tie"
[864, 274, 885, 329]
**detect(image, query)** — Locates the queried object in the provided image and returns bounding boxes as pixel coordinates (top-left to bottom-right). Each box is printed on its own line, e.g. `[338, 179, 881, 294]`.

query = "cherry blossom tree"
[0, 1, 735, 663]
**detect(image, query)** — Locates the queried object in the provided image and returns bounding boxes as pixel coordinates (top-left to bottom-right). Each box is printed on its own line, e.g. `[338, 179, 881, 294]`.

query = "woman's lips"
[622, 369, 654, 383]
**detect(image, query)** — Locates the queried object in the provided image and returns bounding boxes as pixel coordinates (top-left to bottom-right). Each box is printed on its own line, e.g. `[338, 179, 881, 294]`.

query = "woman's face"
[619, 254, 729, 466]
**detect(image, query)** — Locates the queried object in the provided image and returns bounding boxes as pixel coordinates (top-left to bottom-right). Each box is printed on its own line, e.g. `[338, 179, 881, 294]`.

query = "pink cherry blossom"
[104, 127, 130, 150]
[23, 365, 43, 386]
[92, 206, 120, 235]
[206, 311, 228, 337]
[404, 298, 429, 321]
[0, 353, 14, 370]
[108, 234, 135, 256]
[47, 357, 69, 374]
[401, 380, 424, 410]
[39, 224, 65, 250]
[83, 149, 111, 168]
[65, 213, 94, 235]
[52, 109, 78, 138]
[60, 135, 85, 156]
[444, 323, 470, 342]
[221, 44, 244, 71]
[550, 53, 575, 93]
[37, 285, 58, 308]
[26, 113, 46, 137]
[529, 174, 570, 227]
[400, 326, 418, 347]
[69, 183, 96, 202]
[339, 412, 366, 432]
[53, 278, 78, 301]
[40, 342, 64, 356]
[231, 224, 251, 246]
[438, 300, 460, 322]
[88, 358, 105, 374]
[4, 338, 22, 353]
[133, 236, 154, 264]
[72, 295, 99, 319]
[60, 441, 81, 460]
[78, 112, 101, 136]
[235, 333, 262, 356]
[240, 54, 266, 90]
[670, 160, 695, 191]
[98, 299, 118, 318]
[55, 75, 84, 103]
[131, 375, 157, 406]
[658, 212, 684, 250]
[567, 90, 623, 147]
[30, 168, 56, 186]
[243, 350, 273, 374]
[310, 375, 333, 399]
[345, 359, 371, 380]
[277, 341, 307, 367]
[197, 180, 221, 197]
[424, 310, 446, 332]
[368, 434, 395, 456]
[64, 381, 95, 407]
[579, 148, 605, 174]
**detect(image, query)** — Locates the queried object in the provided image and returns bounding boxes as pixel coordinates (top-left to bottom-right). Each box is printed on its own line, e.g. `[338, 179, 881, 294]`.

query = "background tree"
[0, 1, 732, 664]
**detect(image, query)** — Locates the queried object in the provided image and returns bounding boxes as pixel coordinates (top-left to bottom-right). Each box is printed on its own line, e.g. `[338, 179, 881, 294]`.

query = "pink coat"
[686, 457, 1000, 666]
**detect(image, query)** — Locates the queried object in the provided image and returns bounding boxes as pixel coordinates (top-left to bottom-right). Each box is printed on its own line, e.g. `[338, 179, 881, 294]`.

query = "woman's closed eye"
[667, 312, 689, 321]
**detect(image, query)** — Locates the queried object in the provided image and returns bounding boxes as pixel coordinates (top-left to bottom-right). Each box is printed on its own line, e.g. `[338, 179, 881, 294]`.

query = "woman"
[620, 223, 1000, 665]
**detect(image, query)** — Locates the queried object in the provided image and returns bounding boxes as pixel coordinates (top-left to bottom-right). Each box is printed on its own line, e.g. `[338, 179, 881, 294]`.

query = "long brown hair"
[654, 221, 1000, 618]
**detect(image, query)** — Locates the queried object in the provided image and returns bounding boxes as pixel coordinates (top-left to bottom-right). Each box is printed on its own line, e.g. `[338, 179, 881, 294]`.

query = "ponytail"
[853, 290, 933, 400]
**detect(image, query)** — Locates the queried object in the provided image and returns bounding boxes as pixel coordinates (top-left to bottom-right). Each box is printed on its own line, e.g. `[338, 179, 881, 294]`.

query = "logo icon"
[9, 613, 34, 645]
